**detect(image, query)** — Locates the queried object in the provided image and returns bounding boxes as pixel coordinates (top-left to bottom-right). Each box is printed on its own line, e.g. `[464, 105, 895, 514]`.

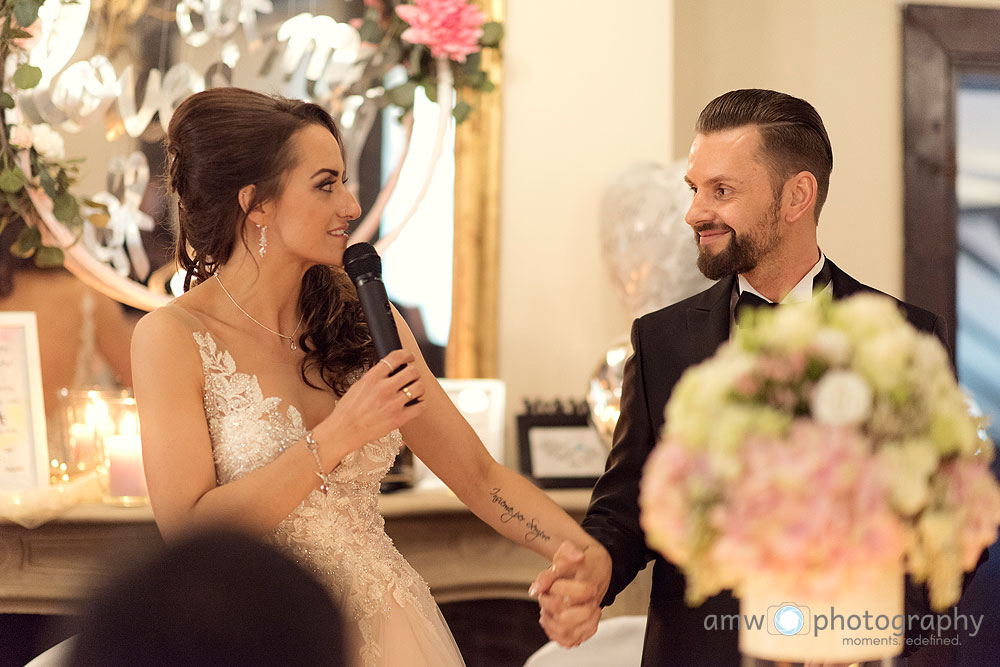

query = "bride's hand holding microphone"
[313, 348, 427, 457]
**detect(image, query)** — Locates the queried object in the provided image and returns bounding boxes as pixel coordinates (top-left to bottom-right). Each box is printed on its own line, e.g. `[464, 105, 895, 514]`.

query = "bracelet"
[304, 430, 333, 494]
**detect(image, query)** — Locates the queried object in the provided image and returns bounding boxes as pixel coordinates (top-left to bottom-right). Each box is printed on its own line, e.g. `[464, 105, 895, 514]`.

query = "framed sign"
[517, 411, 607, 489]
[0, 312, 50, 490]
[412, 379, 506, 489]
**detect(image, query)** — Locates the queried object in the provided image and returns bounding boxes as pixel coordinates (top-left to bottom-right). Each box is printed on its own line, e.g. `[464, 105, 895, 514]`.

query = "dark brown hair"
[696, 89, 834, 221]
[165, 87, 375, 394]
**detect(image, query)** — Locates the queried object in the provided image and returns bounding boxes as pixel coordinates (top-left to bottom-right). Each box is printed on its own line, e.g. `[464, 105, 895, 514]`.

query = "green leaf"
[385, 80, 417, 109]
[453, 101, 471, 124]
[10, 224, 40, 258]
[13, 0, 42, 30]
[12, 64, 43, 90]
[33, 245, 64, 268]
[0, 167, 26, 194]
[480, 22, 504, 48]
[358, 18, 383, 44]
[422, 79, 438, 104]
[1, 92, 18, 110]
[52, 192, 79, 224]
[38, 166, 57, 199]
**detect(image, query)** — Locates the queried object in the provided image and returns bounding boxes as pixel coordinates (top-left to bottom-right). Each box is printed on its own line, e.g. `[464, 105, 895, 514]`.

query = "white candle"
[104, 434, 147, 498]
[68, 422, 96, 467]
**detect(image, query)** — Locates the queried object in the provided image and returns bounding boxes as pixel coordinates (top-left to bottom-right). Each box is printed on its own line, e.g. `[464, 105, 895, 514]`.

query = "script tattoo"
[489, 487, 552, 543]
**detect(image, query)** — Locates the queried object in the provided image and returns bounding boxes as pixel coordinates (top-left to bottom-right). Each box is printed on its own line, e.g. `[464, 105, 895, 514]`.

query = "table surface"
[0, 486, 593, 524]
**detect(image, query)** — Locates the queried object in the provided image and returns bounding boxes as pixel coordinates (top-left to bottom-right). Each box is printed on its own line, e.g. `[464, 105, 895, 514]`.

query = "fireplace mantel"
[0, 488, 651, 617]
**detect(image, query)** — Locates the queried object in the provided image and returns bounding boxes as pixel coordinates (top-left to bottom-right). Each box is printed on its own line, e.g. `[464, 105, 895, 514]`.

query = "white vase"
[739, 565, 904, 663]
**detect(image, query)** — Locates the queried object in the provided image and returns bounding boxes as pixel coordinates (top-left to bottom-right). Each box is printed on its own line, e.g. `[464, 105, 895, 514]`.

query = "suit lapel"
[685, 276, 734, 365]
[827, 259, 869, 300]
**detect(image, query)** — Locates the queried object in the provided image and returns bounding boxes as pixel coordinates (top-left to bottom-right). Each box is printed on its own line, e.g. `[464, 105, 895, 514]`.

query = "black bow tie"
[735, 290, 777, 321]
[734, 261, 833, 322]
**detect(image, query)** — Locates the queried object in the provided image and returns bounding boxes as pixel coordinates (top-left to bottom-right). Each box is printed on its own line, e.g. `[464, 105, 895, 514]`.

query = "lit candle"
[68, 422, 96, 468]
[104, 433, 147, 498]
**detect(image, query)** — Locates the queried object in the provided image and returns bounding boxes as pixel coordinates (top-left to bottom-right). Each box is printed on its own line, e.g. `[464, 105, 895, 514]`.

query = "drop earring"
[256, 224, 267, 257]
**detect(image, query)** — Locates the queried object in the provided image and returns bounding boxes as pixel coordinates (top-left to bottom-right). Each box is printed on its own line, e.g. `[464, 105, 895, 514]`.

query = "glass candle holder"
[93, 395, 148, 506]
[54, 389, 126, 484]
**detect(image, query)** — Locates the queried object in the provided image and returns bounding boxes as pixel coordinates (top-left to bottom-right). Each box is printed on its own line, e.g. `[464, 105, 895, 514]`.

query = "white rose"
[810, 369, 873, 426]
[854, 327, 916, 393]
[832, 294, 905, 344]
[761, 301, 819, 351]
[810, 326, 851, 366]
[30, 123, 65, 160]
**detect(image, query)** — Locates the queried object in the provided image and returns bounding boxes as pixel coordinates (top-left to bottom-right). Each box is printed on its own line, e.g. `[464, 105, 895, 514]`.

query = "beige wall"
[498, 0, 675, 461]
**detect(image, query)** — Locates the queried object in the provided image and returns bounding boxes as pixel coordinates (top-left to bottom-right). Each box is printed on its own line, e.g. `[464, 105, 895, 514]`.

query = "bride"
[131, 87, 610, 667]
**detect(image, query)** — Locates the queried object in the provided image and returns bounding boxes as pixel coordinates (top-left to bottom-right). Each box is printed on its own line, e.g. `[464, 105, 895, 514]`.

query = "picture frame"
[517, 412, 607, 489]
[411, 378, 506, 489]
[0, 312, 50, 490]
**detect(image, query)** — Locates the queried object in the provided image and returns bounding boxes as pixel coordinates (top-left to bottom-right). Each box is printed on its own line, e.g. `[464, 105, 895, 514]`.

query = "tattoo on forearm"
[489, 487, 552, 543]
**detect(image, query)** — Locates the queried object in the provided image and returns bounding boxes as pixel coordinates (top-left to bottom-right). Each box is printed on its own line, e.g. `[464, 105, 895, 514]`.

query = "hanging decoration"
[2, 0, 503, 310]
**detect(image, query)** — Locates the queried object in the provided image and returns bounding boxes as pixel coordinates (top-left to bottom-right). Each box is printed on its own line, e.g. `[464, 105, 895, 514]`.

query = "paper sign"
[0, 312, 49, 490]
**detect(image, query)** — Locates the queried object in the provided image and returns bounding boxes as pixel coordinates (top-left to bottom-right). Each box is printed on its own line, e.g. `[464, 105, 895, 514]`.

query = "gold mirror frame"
[448, 0, 503, 379]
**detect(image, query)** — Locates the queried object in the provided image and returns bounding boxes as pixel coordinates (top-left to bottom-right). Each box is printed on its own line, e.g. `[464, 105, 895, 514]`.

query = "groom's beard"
[694, 199, 782, 280]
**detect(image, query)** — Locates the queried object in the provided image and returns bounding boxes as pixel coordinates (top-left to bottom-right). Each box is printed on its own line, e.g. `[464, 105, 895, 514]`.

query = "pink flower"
[395, 0, 485, 62]
[10, 124, 33, 149]
[942, 459, 1000, 569]
[709, 421, 905, 597]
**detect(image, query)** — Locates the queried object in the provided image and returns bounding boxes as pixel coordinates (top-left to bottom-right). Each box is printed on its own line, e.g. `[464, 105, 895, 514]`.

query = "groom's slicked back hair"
[696, 89, 834, 221]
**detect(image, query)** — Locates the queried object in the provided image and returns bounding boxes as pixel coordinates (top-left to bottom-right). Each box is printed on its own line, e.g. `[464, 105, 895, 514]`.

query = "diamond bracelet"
[304, 430, 333, 494]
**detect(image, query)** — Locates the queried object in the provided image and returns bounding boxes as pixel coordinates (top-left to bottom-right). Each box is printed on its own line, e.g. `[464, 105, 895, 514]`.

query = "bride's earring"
[256, 224, 267, 257]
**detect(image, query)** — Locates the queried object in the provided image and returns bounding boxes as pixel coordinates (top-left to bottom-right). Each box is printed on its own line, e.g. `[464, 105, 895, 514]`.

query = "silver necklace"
[216, 275, 304, 351]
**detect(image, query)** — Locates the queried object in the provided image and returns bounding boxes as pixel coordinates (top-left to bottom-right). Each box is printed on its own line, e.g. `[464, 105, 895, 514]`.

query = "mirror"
[13, 0, 502, 378]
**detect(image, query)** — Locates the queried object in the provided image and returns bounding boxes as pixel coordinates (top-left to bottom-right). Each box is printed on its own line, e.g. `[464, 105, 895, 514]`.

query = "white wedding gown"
[193, 324, 466, 667]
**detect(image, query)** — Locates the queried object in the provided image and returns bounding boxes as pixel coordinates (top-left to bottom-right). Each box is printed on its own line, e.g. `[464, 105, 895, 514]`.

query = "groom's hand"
[530, 541, 611, 647]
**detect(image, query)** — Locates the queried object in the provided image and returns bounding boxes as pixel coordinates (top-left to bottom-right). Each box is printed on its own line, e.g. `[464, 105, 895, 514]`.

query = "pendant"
[290, 341, 298, 351]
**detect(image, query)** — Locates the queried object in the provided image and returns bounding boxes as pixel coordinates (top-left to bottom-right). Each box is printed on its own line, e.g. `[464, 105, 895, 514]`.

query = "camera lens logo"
[767, 603, 810, 636]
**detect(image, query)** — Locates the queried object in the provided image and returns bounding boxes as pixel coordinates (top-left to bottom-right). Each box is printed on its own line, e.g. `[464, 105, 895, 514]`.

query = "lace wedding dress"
[180, 308, 466, 667]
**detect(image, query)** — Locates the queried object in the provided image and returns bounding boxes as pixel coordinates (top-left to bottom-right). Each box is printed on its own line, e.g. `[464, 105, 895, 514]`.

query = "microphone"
[343, 242, 418, 404]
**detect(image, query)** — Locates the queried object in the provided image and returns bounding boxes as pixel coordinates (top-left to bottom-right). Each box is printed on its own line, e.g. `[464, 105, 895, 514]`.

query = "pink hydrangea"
[395, 0, 485, 62]
[942, 458, 1000, 569]
[709, 420, 905, 597]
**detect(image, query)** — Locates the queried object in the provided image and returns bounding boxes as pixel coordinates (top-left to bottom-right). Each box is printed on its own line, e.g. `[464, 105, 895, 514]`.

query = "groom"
[531, 89, 957, 666]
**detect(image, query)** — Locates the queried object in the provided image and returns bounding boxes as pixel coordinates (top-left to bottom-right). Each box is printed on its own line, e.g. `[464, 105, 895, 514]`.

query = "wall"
[498, 0, 675, 460]
[672, 0, 999, 298]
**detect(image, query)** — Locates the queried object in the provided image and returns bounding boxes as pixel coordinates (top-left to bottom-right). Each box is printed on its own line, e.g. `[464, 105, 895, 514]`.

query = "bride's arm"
[394, 309, 606, 562]
[132, 309, 423, 540]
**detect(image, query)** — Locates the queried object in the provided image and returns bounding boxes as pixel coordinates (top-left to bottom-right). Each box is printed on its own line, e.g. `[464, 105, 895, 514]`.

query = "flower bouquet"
[639, 293, 1000, 662]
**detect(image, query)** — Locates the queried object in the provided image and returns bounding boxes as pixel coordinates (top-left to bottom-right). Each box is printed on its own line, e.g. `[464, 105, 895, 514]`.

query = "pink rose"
[10, 124, 33, 149]
[395, 0, 485, 62]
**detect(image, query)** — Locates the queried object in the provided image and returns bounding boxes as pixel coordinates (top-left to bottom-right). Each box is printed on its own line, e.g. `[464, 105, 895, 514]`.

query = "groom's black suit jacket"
[581, 260, 952, 666]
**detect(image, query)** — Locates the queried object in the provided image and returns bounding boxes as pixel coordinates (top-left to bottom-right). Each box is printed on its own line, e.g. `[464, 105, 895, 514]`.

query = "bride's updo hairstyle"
[166, 87, 375, 394]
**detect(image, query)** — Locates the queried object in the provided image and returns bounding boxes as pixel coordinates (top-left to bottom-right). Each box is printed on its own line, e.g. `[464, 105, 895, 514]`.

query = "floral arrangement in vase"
[639, 293, 1000, 616]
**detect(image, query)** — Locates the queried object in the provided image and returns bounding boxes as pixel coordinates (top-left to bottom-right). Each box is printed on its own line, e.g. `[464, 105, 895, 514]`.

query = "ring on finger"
[402, 386, 414, 400]
[379, 359, 394, 373]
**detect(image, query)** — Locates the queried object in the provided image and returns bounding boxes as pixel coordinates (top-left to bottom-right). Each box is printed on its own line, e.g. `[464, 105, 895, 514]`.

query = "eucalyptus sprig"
[1, 0, 99, 268]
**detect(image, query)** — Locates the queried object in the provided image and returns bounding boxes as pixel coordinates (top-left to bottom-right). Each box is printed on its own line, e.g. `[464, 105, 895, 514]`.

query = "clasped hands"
[529, 541, 612, 648]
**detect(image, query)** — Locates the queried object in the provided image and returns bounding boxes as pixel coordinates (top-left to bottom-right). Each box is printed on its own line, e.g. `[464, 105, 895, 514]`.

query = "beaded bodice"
[194, 331, 436, 666]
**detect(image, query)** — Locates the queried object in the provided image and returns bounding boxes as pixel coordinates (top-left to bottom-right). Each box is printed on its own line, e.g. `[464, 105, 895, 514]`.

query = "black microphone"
[343, 242, 418, 404]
